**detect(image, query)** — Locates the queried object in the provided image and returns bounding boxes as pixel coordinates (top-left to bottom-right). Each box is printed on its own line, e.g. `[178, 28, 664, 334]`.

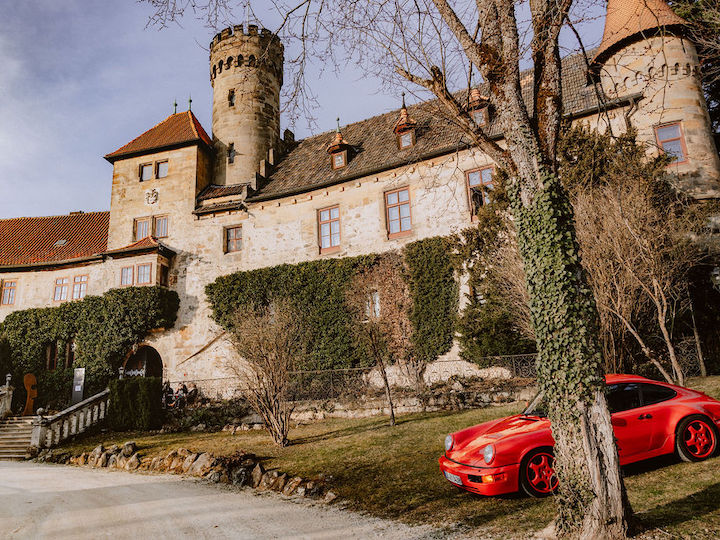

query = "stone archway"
[124, 345, 163, 378]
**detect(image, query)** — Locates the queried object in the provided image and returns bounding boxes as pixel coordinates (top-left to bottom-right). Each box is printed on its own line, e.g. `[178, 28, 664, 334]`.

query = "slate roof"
[0, 212, 109, 267]
[593, 0, 687, 65]
[105, 111, 213, 163]
[245, 51, 605, 202]
[197, 183, 246, 202]
[102, 236, 175, 257]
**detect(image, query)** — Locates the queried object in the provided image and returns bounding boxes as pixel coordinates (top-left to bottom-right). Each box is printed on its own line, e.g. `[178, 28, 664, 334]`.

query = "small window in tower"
[156, 161, 169, 178]
[228, 143, 235, 164]
[140, 164, 153, 182]
[228, 89, 235, 107]
[655, 122, 688, 164]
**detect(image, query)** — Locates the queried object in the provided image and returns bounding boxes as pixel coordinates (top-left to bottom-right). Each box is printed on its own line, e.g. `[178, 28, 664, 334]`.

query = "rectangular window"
[134, 217, 151, 241]
[53, 277, 69, 302]
[467, 166, 494, 217]
[140, 164, 153, 182]
[318, 206, 341, 252]
[398, 131, 415, 149]
[137, 263, 152, 285]
[46, 343, 58, 371]
[472, 107, 489, 126]
[1, 280, 16, 306]
[153, 215, 168, 238]
[228, 89, 235, 107]
[159, 264, 169, 286]
[121, 266, 134, 286]
[655, 122, 688, 164]
[225, 226, 242, 253]
[72, 275, 88, 300]
[331, 151, 347, 170]
[228, 143, 235, 164]
[156, 160, 169, 178]
[385, 188, 412, 237]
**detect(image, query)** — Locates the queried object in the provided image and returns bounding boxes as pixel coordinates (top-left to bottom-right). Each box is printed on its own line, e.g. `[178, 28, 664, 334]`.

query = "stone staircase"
[0, 416, 35, 460]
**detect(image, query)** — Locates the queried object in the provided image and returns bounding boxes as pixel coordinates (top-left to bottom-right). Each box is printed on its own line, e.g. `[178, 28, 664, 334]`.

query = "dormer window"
[393, 93, 417, 150]
[327, 119, 351, 170]
[468, 88, 490, 127]
[228, 89, 235, 107]
[332, 151, 347, 169]
[471, 107, 489, 126]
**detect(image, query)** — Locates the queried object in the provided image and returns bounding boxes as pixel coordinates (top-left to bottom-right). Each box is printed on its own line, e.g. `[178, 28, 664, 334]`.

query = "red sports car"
[439, 374, 720, 497]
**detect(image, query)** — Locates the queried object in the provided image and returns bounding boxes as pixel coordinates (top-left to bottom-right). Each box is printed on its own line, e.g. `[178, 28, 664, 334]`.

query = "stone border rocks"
[35, 442, 337, 504]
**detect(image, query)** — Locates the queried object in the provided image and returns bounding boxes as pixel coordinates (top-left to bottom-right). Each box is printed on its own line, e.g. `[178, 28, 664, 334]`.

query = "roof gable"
[0, 212, 109, 267]
[105, 111, 213, 163]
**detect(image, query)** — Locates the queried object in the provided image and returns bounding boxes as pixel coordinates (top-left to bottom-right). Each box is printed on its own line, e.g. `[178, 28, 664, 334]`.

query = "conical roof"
[593, 0, 688, 65]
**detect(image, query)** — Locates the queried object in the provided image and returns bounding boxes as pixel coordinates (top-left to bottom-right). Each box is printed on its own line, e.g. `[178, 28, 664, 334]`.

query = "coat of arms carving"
[145, 189, 159, 205]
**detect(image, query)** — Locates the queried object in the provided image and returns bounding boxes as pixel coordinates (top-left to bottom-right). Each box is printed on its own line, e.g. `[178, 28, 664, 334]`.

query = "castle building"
[1, 0, 718, 385]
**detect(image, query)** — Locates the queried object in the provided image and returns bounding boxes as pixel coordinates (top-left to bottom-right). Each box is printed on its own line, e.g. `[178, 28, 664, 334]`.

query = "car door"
[637, 383, 678, 452]
[608, 383, 652, 461]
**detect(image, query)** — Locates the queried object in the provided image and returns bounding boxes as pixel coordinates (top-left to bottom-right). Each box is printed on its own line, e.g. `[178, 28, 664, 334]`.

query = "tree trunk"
[378, 356, 396, 426]
[690, 299, 708, 377]
[511, 172, 632, 538]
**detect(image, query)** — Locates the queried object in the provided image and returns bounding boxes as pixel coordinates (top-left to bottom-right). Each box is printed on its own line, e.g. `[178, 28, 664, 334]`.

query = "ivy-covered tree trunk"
[512, 173, 632, 538]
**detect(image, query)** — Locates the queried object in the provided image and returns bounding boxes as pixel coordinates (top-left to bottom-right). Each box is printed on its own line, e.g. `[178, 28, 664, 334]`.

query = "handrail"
[41, 389, 110, 424]
[31, 388, 110, 449]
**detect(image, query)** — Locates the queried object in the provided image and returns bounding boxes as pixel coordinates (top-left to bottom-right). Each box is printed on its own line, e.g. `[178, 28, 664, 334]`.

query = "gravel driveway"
[0, 461, 438, 539]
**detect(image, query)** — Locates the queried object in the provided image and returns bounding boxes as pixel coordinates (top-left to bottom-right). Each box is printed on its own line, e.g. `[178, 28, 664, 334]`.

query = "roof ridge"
[0, 210, 110, 223]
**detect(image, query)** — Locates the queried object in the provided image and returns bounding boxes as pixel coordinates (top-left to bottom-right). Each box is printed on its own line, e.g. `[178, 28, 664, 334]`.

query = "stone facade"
[1, 9, 719, 391]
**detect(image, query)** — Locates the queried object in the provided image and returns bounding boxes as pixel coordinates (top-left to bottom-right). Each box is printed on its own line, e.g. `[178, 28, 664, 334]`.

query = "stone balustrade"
[31, 389, 110, 449]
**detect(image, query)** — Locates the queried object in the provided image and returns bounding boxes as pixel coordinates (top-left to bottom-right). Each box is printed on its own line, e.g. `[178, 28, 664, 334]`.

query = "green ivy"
[0, 287, 179, 411]
[108, 377, 163, 431]
[206, 238, 458, 370]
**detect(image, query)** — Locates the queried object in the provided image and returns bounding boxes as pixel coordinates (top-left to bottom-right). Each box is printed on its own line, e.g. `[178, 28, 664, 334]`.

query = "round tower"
[593, 0, 720, 193]
[210, 25, 284, 186]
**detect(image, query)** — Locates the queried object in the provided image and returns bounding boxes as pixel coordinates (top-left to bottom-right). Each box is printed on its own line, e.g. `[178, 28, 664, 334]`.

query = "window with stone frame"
[137, 263, 152, 285]
[228, 143, 235, 164]
[140, 163, 153, 182]
[385, 187, 412, 237]
[156, 160, 169, 178]
[318, 206, 341, 253]
[72, 275, 88, 300]
[153, 215, 169, 238]
[121, 266, 134, 286]
[134, 217, 151, 241]
[228, 89, 236, 107]
[53, 277, 69, 302]
[466, 166, 494, 218]
[225, 226, 242, 253]
[1, 280, 16, 306]
[655, 122, 688, 164]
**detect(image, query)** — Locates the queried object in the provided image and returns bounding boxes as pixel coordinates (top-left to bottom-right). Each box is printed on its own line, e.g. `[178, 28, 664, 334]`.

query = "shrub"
[108, 377, 163, 431]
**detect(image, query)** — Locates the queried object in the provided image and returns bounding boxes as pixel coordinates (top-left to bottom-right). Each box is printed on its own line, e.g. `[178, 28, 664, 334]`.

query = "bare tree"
[346, 254, 415, 426]
[226, 298, 304, 446]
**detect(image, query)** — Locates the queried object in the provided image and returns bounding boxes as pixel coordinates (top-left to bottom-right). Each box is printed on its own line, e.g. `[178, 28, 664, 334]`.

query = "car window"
[607, 383, 642, 413]
[640, 383, 676, 406]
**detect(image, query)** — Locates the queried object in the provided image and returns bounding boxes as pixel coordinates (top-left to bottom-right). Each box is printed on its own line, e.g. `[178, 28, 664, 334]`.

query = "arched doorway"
[124, 345, 163, 378]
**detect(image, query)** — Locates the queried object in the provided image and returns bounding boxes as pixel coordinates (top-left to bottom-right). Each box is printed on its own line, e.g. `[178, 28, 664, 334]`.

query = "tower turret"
[592, 0, 720, 193]
[210, 25, 284, 186]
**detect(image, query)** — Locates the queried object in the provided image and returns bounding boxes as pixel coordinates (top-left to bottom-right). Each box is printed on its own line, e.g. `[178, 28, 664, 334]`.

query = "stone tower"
[209, 25, 284, 186]
[593, 0, 720, 194]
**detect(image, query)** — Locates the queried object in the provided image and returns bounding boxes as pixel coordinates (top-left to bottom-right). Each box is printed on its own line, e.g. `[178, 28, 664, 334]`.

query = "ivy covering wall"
[0, 286, 179, 411]
[206, 237, 458, 370]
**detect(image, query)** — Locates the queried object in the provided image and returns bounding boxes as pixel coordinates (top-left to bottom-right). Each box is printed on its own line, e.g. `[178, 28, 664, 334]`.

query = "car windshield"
[523, 391, 547, 417]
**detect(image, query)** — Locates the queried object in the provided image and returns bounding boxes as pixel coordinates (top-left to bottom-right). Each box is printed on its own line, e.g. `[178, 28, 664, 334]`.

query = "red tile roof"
[102, 236, 174, 256]
[104, 111, 213, 162]
[0, 211, 109, 267]
[593, 0, 687, 65]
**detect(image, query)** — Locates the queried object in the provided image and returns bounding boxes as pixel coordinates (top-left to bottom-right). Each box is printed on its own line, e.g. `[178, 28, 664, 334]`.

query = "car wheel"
[520, 448, 559, 498]
[676, 415, 718, 463]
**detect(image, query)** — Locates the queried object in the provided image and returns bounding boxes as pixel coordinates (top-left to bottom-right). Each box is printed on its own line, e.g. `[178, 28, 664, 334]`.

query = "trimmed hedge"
[108, 377, 163, 431]
[0, 286, 179, 411]
[206, 237, 458, 370]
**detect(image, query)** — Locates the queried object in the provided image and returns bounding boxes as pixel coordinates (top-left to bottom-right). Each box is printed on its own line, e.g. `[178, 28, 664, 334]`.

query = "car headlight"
[483, 444, 495, 464]
[444, 434, 454, 452]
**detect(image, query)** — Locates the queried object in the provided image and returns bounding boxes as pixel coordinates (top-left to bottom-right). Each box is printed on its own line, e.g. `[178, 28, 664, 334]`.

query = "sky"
[0, 1, 605, 219]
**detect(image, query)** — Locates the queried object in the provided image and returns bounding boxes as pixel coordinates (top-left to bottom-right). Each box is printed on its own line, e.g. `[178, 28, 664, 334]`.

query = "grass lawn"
[60, 377, 720, 539]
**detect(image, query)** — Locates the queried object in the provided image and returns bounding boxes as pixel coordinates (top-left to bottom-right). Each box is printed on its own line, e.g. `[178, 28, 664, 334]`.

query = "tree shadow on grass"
[635, 481, 720, 532]
[622, 454, 679, 477]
